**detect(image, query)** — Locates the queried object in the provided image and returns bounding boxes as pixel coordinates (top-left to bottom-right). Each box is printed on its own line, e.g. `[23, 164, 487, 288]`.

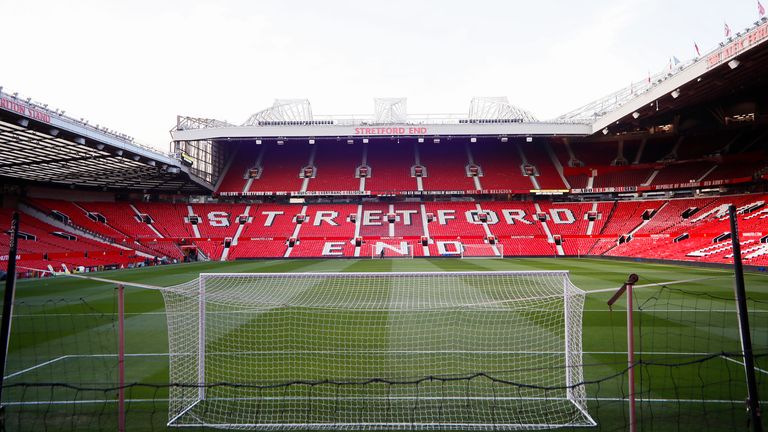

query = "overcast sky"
[1, 0, 763, 151]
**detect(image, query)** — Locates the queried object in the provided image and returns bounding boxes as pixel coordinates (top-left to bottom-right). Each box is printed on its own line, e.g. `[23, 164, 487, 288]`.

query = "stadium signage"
[353, 127, 428, 135]
[0, 97, 51, 123]
[707, 21, 768, 69]
[0, 254, 21, 261]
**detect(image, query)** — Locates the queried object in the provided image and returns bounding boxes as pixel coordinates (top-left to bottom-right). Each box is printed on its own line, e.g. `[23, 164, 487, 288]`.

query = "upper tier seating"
[247, 143, 310, 193]
[212, 131, 764, 195]
[364, 141, 418, 192]
[418, 141, 476, 191]
[471, 140, 533, 190]
[217, 144, 261, 194]
[305, 142, 362, 192]
[519, 142, 567, 190]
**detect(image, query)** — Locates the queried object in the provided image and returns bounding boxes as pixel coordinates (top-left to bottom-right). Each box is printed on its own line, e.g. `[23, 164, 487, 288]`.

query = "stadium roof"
[171, 18, 768, 142]
[0, 94, 212, 194]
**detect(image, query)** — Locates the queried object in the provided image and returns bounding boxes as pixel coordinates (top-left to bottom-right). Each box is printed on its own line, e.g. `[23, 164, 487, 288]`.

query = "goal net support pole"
[607, 273, 639, 432]
[727, 205, 763, 432]
[117, 284, 126, 432]
[0, 211, 21, 415]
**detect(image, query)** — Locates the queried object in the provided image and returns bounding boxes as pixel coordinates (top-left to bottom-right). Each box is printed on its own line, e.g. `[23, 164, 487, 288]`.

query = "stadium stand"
[418, 141, 477, 191]
[364, 140, 418, 192]
[3, 192, 768, 264]
[247, 142, 310, 193]
[471, 139, 533, 190]
[305, 142, 362, 193]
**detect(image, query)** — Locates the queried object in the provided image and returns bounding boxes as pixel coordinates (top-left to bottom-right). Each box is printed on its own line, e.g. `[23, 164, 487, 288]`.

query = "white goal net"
[161, 271, 593, 430]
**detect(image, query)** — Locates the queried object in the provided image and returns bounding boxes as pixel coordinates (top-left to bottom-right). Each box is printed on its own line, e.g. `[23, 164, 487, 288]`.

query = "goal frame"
[167, 271, 593, 430]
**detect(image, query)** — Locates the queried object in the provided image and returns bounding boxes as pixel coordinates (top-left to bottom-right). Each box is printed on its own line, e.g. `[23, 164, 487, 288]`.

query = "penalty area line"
[721, 354, 768, 375]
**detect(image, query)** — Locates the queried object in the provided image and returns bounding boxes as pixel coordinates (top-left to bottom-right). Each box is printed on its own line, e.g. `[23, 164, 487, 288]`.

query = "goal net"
[461, 243, 504, 259]
[162, 271, 592, 430]
[370, 241, 415, 259]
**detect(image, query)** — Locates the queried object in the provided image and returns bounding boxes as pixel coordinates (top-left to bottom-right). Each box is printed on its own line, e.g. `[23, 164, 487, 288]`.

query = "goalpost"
[461, 243, 504, 259]
[370, 241, 415, 259]
[162, 271, 593, 430]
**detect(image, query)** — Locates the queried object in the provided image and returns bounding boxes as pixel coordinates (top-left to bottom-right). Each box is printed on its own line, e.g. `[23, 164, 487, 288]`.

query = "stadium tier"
[3, 193, 768, 271]
[212, 133, 767, 197]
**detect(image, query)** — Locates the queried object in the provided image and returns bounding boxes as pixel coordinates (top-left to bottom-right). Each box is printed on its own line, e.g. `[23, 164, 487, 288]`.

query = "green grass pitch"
[2, 257, 768, 431]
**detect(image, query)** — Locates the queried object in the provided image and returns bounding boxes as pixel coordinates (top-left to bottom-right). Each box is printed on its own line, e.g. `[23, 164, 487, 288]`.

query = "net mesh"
[161, 271, 590, 430]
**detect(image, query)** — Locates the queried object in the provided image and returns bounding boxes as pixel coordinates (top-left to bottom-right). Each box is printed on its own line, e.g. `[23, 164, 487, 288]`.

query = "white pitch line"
[721, 355, 768, 375]
[4, 355, 68, 379]
[10, 350, 758, 379]
[587, 276, 727, 294]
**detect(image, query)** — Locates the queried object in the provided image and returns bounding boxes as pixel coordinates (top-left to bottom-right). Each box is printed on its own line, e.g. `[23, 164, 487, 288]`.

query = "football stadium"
[2, 3, 768, 431]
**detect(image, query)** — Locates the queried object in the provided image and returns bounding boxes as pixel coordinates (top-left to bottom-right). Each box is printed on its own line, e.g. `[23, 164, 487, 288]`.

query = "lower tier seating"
[2, 193, 767, 268]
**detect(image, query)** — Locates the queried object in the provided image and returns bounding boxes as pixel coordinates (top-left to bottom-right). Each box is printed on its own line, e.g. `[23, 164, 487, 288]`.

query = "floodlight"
[255, 139, 262, 145]
[362, 138, 369, 143]
[500, 137, 508, 143]
[728, 59, 740, 69]
[418, 138, 424, 143]
[347, 139, 354, 144]
[671, 89, 681, 99]
[96, 143, 105, 150]
[526, 137, 533, 142]
[49, 128, 59, 136]
[17, 119, 29, 127]
[433, 138, 440, 143]
[74, 137, 86, 145]
[277, 140, 284, 145]
[132, 155, 140, 161]
[632, 112, 640, 119]
[308, 139, 315, 144]
[602, 128, 609, 135]
[470, 137, 477, 143]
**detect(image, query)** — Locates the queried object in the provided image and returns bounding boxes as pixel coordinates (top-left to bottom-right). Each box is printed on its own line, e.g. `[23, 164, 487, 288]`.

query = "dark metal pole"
[0, 212, 21, 409]
[728, 204, 763, 432]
